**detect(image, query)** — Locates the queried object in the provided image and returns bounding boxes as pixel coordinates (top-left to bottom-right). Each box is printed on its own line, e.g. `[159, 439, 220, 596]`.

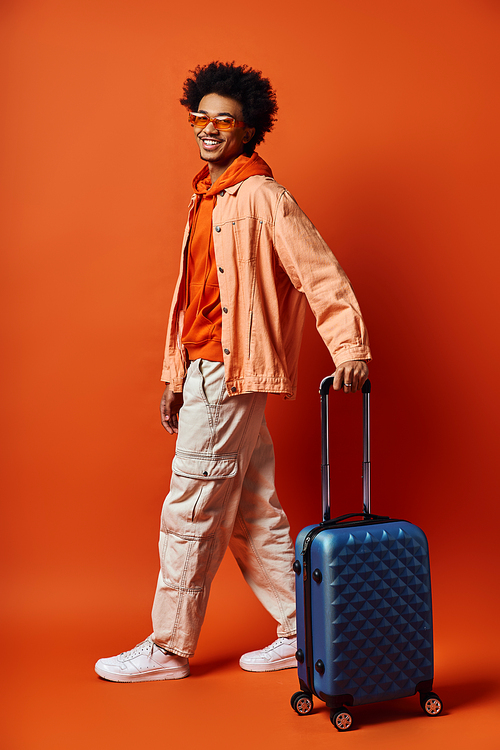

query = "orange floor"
[3, 552, 500, 750]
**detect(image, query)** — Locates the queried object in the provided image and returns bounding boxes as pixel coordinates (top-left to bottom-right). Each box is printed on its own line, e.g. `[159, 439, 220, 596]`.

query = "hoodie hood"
[192, 152, 274, 197]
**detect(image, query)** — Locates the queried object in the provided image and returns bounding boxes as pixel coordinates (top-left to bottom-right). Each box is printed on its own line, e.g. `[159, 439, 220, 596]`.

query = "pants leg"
[151, 359, 296, 657]
[228, 417, 296, 638]
[152, 360, 269, 657]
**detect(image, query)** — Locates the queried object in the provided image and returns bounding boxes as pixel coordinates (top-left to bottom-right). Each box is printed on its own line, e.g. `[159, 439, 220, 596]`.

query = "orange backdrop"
[1, 1, 499, 748]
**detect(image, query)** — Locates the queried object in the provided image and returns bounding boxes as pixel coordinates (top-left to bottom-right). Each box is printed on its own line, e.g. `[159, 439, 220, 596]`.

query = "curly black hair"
[180, 61, 278, 155]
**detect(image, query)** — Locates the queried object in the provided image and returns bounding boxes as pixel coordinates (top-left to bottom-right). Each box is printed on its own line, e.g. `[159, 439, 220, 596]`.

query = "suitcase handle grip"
[319, 376, 371, 396]
[320, 377, 371, 521]
[322, 512, 388, 527]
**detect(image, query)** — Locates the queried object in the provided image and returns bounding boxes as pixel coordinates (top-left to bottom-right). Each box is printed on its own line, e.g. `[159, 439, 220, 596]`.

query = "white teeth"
[203, 139, 219, 146]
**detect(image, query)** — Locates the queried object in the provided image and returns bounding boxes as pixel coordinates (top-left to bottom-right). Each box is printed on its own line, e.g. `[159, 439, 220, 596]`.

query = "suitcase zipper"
[301, 515, 396, 558]
[301, 530, 316, 697]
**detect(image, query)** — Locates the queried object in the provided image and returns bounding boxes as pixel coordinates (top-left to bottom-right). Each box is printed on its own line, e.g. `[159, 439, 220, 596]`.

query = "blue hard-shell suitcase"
[291, 378, 442, 731]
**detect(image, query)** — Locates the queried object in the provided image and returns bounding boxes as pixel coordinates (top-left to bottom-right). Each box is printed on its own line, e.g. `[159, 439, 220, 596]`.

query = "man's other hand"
[332, 360, 369, 393]
[160, 384, 184, 434]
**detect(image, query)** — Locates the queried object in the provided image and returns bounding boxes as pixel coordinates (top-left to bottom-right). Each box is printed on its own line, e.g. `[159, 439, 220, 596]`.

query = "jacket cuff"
[332, 346, 372, 368]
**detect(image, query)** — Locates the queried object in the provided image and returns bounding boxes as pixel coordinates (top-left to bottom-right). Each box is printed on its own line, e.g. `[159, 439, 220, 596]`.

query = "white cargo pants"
[151, 359, 297, 658]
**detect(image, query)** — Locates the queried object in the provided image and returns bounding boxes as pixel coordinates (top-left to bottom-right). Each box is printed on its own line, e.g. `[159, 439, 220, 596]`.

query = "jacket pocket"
[173, 449, 238, 480]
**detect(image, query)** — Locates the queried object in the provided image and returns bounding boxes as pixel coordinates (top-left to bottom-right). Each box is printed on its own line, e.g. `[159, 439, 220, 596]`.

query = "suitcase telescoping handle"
[319, 376, 371, 522]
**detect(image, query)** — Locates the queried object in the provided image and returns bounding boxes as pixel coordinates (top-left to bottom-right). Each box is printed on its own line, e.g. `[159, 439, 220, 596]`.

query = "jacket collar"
[188, 174, 273, 209]
[222, 181, 244, 195]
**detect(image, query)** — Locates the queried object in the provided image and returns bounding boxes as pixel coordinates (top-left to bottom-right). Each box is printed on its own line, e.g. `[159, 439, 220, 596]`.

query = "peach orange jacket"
[162, 173, 372, 399]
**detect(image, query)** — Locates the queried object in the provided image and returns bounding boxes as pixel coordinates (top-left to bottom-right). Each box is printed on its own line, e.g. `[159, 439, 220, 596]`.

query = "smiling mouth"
[200, 138, 222, 149]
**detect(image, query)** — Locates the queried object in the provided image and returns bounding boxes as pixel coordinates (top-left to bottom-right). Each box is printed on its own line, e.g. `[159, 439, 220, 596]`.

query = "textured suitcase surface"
[295, 518, 434, 707]
[291, 378, 442, 729]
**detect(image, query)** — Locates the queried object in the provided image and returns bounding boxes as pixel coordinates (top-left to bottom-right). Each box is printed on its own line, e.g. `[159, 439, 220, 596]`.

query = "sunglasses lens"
[214, 118, 233, 130]
[189, 114, 208, 126]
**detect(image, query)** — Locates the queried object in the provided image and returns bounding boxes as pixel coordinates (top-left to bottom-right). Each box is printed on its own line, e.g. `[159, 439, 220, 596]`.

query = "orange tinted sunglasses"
[188, 112, 246, 130]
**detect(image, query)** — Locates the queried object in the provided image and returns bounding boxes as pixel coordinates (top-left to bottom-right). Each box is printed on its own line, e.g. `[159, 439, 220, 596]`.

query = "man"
[95, 62, 371, 682]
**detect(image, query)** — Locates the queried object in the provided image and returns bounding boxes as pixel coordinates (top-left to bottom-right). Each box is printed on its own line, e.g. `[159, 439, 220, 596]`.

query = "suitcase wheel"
[420, 692, 443, 717]
[330, 708, 353, 732]
[290, 691, 313, 715]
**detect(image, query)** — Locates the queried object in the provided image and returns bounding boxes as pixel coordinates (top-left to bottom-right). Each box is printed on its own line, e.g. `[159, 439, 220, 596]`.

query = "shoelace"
[262, 637, 290, 652]
[120, 638, 153, 660]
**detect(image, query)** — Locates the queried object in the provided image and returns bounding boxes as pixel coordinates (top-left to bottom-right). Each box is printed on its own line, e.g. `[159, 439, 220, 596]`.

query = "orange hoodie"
[181, 153, 273, 362]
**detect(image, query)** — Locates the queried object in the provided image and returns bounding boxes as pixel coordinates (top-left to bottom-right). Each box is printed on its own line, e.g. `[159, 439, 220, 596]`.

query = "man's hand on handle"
[160, 384, 184, 434]
[332, 360, 369, 393]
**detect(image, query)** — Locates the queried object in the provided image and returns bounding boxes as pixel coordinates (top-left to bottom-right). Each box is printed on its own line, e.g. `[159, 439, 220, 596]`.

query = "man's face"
[192, 93, 255, 173]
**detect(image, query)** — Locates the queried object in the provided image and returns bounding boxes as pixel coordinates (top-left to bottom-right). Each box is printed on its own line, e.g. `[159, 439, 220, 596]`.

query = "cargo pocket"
[172, 449, 238, 480]
[159, 528, 211, 592]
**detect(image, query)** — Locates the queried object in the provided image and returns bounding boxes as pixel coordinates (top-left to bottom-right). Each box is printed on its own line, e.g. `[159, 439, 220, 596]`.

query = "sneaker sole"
[239, 657, 297, 673]
[95, 664, 190, 682]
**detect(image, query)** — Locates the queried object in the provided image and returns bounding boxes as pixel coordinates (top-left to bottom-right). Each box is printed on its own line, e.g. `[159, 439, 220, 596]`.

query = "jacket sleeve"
[160, 207, 194, 388]
[273, 190, 372, 367]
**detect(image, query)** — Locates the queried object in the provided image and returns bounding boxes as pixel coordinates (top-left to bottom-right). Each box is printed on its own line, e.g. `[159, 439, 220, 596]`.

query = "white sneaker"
[95, 637, 190, 682]
[239, 636, 297, 672]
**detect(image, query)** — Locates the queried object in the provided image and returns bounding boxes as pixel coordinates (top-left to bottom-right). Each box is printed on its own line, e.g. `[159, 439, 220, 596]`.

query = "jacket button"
[219, 190, 225, 196]
[224, 348, 230, 355]
[203, 471, 208, 477]
[231, 386, 237, 393]
[215, 226, 221, 232]
[223, 307, 228, 313]
[218, 267, 224, 273]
